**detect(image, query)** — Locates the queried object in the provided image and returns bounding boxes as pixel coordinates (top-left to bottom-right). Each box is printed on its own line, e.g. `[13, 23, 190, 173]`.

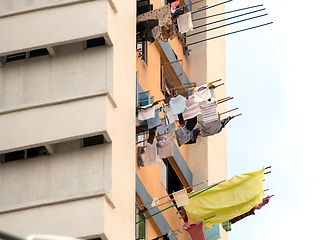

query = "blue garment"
[147, 108, 162, 129]
[204, 224, 221, 240]
[169, 95, 186, 115]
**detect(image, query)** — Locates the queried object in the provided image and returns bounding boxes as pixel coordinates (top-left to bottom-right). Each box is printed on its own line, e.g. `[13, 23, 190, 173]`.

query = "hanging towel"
[173, 188, 190, 207]
[157, 137, 173, 159]
[137, 5, 171, 27]
[204, 224, 221, 240]
[200, 101, 218, 124]
[184, 169, 265, 229]
[163, 105, 178, 124]
[185, 220, 206, 240]
[138, 103, 155, 120]
[182, 95, 201, 120]
[177, 12, 193, 34]
[145, 142, 162, 166]
[169, 95, 186, 115]
[147, 107, 162, 129]
[194, 84, 212, 102]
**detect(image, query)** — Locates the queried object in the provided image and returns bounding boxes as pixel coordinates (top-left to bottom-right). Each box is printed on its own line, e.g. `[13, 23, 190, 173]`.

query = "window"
[1, 146, 48, 163]
[137, 0, 153, 16]
[86, 37, 106, 49]
[136, 72, 154, 107]
[29, 48, 49, 58]
[137, 41, 147, 64]
[82, 135, 105, 148]
[6, 52, 27, 62]
[135, 202, 147, 240]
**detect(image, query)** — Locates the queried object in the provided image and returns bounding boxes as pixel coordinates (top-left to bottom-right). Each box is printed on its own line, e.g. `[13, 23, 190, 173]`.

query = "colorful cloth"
[173, 188, 190, 207]
[254, 195, 271, 210]
[185, 220, 206, 240]
[200, 101, 218, 124]
[177, 12, 193, 33]
[184, 169, 265, 229]
[182, 95, 201, 120]
[169, 95, 186, 115]
[221, 221, 231, 232]
[137, 5, 171, 27]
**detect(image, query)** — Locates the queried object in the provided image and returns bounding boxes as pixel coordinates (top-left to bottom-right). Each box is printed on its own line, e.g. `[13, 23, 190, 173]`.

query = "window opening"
[6, 52, 27, 62]
[137, 41, 147, 64]
[29, 48, 49, 58]
[1, 146, 48, 163]
[82, 135, 105, 147]
[137, 0, 153, 16]
[86, 37, 106, 49]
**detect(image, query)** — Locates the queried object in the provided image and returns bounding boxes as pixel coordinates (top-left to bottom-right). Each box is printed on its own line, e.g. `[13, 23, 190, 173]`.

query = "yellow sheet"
[184, 168, 264, 229]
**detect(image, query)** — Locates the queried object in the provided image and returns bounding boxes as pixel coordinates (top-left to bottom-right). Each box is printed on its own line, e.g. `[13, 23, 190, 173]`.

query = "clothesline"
[191, 0, 233, 15]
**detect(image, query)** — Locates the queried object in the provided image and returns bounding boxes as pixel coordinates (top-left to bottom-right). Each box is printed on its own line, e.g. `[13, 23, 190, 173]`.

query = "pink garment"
[185, 220, 206, 240]
[171, 1, 180, 12]
[254, 196, 271, 210]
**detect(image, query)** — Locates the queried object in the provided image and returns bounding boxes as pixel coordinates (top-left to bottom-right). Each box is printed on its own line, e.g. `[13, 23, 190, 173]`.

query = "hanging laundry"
[137, 5, 172, 28]
[198, 116, 222, 137]
[137, 19, 158, 43]
[178, 113, 185, 126]
[147, 107, 162, 129]
[175, 126, 191, 147]
[171, 0, 180, 13]
[137, 149, 144, 168]
[254, 195, 271, 210]
[145, 142, 162, 167]
[172, 5, 187, 20]
[163, 105, 178, 124]
[169, 94, 187, 115]
[184, 169, 265, 229]
[151, 20, 176, 42]
[147, 127, 157, 144]
[217, 116, 233, 133]
[182, 95, 201, 120]
[200, 101, 218, 124]
[229, 208, 255, 224]
[185, 220, 206, 240]
[204, 224, 221, 240]
[157, 135, 174, 159]
[194, 84, 212, 102]
[185, 128, 201, 144]
[209, 87, 216, 98]
[221, 221, 231, 232]
[186, 116, 197, 131]
[177, 12, 193, 34]
[137, 103, 155, 120]
[173, 188, 190, 207]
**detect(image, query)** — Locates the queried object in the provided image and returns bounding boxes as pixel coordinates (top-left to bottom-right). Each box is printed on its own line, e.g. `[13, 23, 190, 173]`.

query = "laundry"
[218, 116, 233, 133]
[185, 220, 206, 240]
[137, 5, 172, 28]
[145, 142, 162, 166]
[137, 149, 144, 168]
[137, 103, 155, 120]
[173, 188, 190, 207]
[157, 135, 174, 159]
[185, 128, 201, 144]
[178, 113, 185, 126]
[151, 20, 176, 42]
[204, 224, 221, 240]
[185, 116, 197, 131]
[184, 169, 265, 229]
[229, 207, 255, 224]
[210, 87, 216, 98]
[147, 127, 157, 144]
[172, 5, 187, 20]
[169, 94, 187, 115]
[182, 95, 201, 120]
[254, 195, 271, 210]
[137, 19, 158, 43]
[171, 0, 180, 13]
[163, 105, 178, 124]
[198, 117, 222, 137]
[221, 221, 231, 232]
[177, 12, 193, 34]
[200, 101, 219, 123]
[147, 107, 162, 129]
[175, 126, 191, 147]
[194, 84, 212, 102]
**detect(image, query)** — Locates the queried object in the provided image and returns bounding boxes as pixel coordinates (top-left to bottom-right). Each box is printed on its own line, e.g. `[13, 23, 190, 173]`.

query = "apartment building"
[0, 1, 227, 240]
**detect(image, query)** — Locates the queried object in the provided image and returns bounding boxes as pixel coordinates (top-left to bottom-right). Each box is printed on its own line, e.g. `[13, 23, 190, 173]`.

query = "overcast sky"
[224, 0, 321, 239]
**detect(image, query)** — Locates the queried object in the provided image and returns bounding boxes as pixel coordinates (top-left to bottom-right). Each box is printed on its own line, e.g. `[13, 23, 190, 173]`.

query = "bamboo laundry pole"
[185, 22, 273, 47]
[192, 4, 264, 22]
[193, 8, 266, 30]
[180, 14, 268, 40]
[219, 107, 238, 115]
[191, 0, 233, 15]
[136, 180, 225, 224]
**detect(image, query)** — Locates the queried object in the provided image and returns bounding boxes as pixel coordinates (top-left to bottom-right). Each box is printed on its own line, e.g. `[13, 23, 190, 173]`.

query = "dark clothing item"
[178, 113, 185, 126]
[186, 116, 197, 131]
[229, 208, 255, 224]
[152, 234, 169, 240]
[147, 127, 157, 144]
[175, 126, 191, 147]
[172, 6, 186, 19]
[217, 116, 233, 133]
[136, 123, 149, 134]
[137, 151, 144, 168]
[185, 128, 200, 144]
[137, 19, 158, 43]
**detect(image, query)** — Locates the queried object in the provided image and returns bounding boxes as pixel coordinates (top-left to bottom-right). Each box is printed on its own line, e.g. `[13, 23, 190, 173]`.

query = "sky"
[224, 0, 321, 239]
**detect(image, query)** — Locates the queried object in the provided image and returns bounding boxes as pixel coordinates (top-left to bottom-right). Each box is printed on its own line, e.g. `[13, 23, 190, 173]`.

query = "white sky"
[223, 0, 321, 239]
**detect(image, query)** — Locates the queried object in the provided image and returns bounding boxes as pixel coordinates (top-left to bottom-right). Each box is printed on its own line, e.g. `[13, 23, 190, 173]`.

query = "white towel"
[177, 12, 193, 34]
[173, 188, 190, 207]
